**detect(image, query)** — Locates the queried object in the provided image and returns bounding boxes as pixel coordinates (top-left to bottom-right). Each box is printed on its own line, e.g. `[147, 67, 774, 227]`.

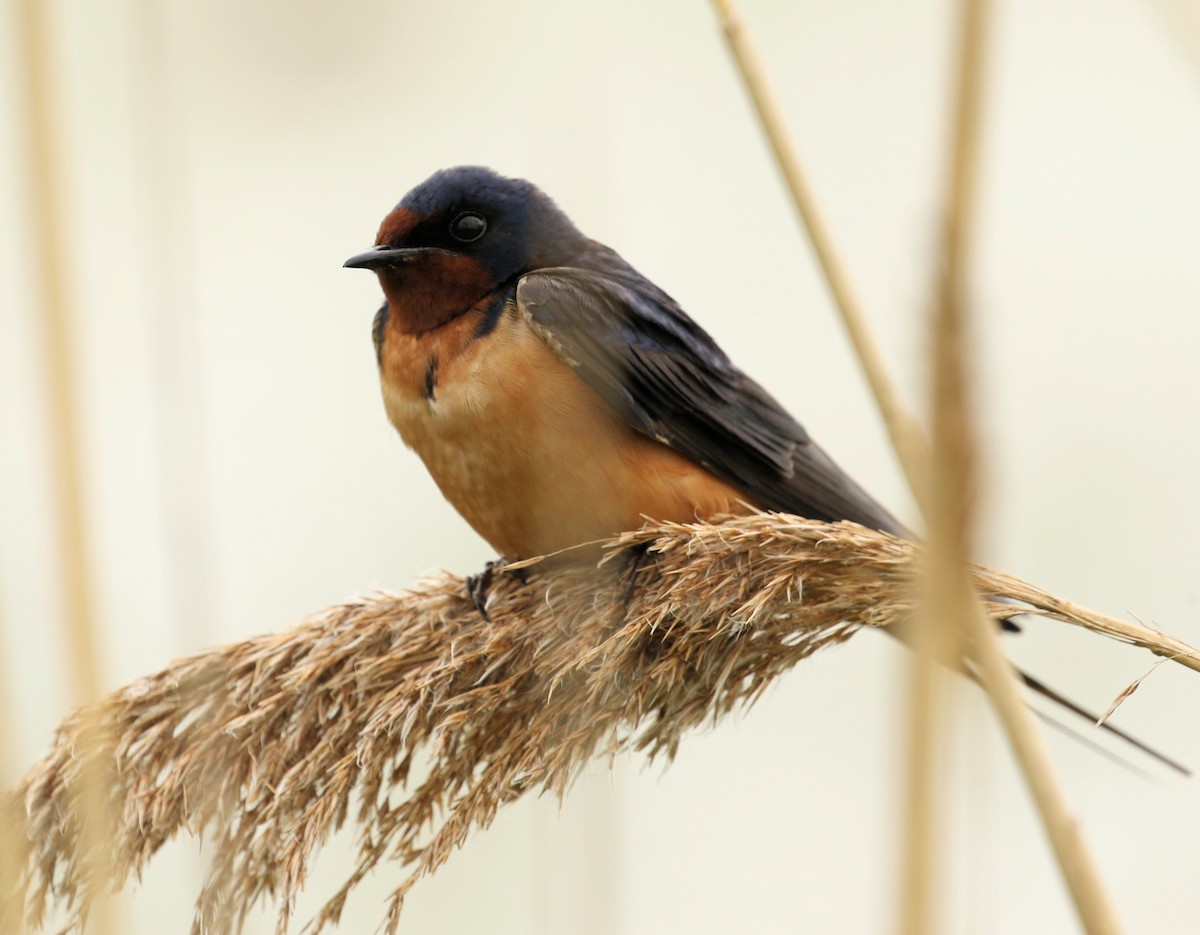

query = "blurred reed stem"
[923, 2, 1122, 931]
[708, 0, 929, 499]
[899, 0, 991, 929]
[15, 1, 117, 932]
[708, 1, 1123, 932]
[0, 593, 26, 935]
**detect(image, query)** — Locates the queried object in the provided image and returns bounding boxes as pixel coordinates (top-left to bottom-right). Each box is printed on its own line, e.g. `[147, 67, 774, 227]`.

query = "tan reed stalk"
[15, 3, 117, 933]
[708, 0, 929, 498]
[925, 3, 1122, 931]
[897, 0, 992, 925]
[0, 596, 27, 935]
[9, 515, 1197, 935]
[707, 2, 1127, 931]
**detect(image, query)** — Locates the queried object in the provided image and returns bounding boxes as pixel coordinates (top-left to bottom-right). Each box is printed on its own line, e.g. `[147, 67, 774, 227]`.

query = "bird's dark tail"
[1014, 667, 1189, 776]
[975, 603, 1184, 772]
[887, 616, 1187, 776]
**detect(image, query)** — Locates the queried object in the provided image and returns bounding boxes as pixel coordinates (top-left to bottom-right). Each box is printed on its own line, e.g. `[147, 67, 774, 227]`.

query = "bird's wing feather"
[518, 266, 1194, 773]
[515, 265, 904, 534]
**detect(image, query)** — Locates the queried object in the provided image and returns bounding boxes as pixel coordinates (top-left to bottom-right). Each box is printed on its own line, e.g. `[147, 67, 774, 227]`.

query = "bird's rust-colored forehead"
[375, 207, 420, 246]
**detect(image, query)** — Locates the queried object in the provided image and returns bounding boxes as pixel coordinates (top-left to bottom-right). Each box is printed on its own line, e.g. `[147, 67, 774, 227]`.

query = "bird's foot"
[622, 543, 653, 619]
[466, 558, 527, 622]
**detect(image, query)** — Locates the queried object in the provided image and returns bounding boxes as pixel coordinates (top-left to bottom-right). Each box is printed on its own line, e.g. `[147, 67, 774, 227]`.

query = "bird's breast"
[378, 298, 747, 559]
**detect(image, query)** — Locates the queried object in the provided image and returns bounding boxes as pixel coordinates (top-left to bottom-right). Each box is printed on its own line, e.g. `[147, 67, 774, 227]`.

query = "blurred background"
[2, 0, 1199, 932]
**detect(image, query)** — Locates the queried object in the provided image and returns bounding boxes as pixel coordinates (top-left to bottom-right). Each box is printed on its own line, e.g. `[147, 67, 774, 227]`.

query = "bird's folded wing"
[516, 266, 903, 535]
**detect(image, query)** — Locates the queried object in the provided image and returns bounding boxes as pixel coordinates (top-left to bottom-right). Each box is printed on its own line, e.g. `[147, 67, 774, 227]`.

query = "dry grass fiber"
[5, 514, 1197, 935]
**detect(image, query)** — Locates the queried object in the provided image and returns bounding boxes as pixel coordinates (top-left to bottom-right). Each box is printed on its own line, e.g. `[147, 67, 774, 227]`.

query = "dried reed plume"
[8, 515, 1199, 935]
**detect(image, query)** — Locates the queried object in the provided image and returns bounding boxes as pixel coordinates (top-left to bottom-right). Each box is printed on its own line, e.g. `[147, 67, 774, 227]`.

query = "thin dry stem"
[15, 1, 117, 932]
[932, 4, 1124, 932]
[7, 515, 1197, 935]
[16, 0, 103, 719]
[709, 4, 1129, 932]
[900, 1, 990, 931]
[0, 607, 27, 935]
[708, 0, 929, 497]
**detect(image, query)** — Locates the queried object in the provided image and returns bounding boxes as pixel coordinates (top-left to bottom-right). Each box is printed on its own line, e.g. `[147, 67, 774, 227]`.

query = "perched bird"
[345, 165, 902, 560]
[346, 165, 1182, 773]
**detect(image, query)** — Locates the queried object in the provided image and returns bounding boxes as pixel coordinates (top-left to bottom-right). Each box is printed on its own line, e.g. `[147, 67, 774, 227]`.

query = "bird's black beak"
[343, 246, 425, 270]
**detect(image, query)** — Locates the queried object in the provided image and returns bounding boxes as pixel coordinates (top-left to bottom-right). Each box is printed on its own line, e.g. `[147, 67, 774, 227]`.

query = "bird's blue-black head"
[347, 166, 586, 281]
[345, 166, 588, 335]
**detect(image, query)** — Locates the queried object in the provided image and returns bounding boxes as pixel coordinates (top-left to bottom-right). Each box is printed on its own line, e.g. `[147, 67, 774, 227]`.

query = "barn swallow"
[345, 165, 902, 560]
[346, 166, 1184, 773]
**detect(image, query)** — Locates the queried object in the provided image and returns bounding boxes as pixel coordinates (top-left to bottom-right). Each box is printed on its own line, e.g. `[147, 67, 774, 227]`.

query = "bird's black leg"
[622, 542, 653, 618]
[466, 560, 501, 622]
[465, 558, 528, 622]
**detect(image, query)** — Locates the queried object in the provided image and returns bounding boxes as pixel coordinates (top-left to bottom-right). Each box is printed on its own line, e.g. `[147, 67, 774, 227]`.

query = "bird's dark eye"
[449, 211, 487, 243]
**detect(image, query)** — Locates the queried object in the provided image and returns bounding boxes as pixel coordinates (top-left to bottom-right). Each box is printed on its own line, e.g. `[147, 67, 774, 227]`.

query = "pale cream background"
[2, 1, 1199, 933]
